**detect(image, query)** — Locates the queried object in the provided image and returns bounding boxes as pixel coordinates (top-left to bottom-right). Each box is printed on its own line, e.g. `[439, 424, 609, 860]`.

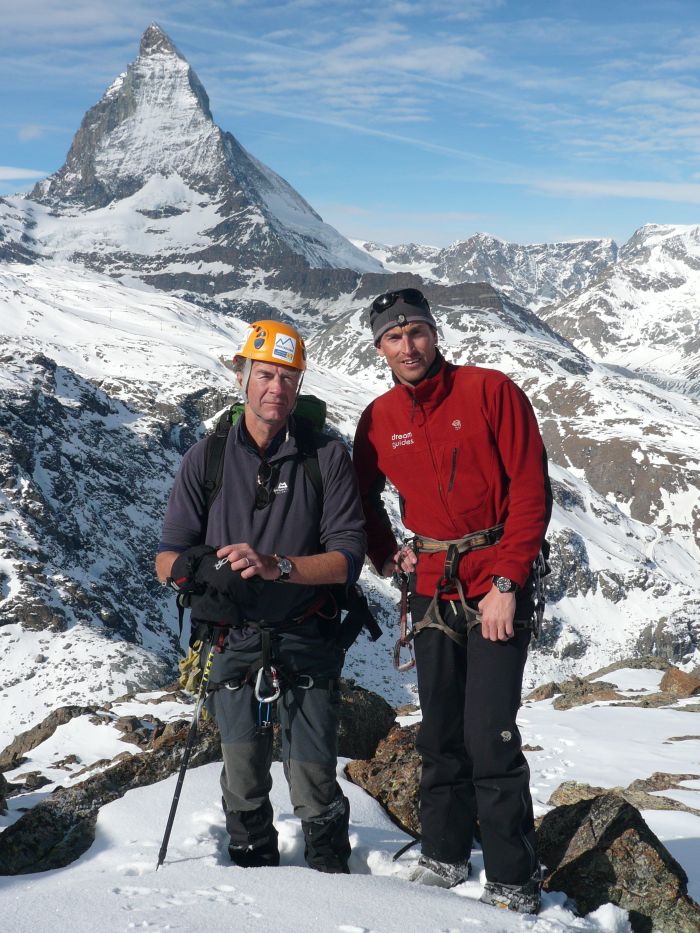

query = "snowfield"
[2, 665, 699, 931]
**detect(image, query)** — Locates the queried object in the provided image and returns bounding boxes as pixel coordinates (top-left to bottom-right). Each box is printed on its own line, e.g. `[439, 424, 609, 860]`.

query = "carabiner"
[393, 639, 416, 673]
[254, 666, 281, 703]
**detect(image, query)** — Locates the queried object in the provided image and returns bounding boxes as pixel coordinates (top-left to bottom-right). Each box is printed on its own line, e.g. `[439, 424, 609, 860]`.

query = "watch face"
[494, 576, 515, 593]
[277, 557, 292, 577]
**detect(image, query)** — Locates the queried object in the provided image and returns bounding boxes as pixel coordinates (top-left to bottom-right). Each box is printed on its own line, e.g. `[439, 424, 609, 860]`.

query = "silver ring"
[244, 556, 251, 568]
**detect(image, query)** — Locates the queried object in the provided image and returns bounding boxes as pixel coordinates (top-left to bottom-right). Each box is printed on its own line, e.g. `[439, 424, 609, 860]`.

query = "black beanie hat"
[369, 288, 437, 345]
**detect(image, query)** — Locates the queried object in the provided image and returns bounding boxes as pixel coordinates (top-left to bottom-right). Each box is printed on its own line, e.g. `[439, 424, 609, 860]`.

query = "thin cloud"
[0, 166, 47, 180]
[18, 125, 44, 142]
[532, 178, 700, 205]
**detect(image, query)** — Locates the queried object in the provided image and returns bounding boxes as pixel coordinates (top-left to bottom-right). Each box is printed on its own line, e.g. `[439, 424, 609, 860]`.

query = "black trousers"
[411, 594, 537, 884]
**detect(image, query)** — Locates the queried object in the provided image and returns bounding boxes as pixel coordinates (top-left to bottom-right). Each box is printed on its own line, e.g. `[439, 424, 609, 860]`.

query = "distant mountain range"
[0, 23, 698, 737]
[356, 234, 618, 310]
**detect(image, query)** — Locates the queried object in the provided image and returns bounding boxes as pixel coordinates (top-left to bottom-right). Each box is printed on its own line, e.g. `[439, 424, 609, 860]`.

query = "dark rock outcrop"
[0, 772, 8, 813]
[0, 716, 222, 875]
[538, 793, 700, 932]
[345, 724, 420, 836]
[0, 706, 96, 771]
[548, 777, 700, 818]
[335, 681, 396, 761]
[524, 677, 624, 709]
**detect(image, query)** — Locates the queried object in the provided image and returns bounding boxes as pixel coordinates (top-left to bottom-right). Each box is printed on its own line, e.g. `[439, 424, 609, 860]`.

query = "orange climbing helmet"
[235, 320, 307, 371]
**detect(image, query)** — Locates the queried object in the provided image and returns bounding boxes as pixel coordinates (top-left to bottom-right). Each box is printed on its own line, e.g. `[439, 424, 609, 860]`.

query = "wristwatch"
[493, 575, 518, 593]
[275, 554, 293, 582]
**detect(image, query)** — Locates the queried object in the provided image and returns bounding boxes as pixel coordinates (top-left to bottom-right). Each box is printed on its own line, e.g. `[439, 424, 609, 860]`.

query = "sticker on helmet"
[254, 336, 265, 349]
[272, 334, 297, 363]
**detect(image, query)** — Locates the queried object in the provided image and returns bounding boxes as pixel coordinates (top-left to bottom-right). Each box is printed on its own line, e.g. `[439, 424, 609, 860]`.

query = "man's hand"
[477, 586, 516, 641]
[381, 546, 417, 577]
[216, 543, 280, 581]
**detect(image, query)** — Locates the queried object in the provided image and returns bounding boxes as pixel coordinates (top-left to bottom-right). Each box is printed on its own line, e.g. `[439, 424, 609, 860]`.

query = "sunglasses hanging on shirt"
[255, 460, 278, 510]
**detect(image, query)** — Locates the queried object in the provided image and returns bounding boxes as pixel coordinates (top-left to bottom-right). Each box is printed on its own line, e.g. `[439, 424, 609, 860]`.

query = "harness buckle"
[254, 665, 281, 703]
[296, 674, 314, 689]
[443, 543, 460, 581]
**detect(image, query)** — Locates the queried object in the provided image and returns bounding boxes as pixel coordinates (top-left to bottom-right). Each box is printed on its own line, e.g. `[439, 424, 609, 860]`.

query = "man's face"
[239, 361, 301, 428]
[376, 322, 438, 385]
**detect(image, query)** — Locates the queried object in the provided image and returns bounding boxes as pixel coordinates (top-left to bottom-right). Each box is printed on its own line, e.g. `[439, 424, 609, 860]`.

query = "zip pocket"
[448, 447, 457, 493]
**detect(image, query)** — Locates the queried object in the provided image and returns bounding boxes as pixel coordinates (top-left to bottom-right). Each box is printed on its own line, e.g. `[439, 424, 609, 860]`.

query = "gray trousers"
[204, 621, 345, 847]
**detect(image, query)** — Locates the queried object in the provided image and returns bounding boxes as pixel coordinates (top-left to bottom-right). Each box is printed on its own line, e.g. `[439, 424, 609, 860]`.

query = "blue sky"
[2, 0, 699, 246]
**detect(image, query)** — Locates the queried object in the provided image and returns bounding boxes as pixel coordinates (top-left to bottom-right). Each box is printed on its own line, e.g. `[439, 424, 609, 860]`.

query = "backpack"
[203, 394, 328, 513]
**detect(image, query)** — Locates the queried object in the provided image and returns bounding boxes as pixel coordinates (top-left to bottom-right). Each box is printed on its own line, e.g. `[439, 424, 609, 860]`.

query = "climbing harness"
[393, 524, 549, 667]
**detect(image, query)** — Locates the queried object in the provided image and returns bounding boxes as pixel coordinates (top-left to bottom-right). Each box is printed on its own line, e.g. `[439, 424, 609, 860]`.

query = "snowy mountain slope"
[0, 260, 412, 738]
[1, 260, 699, 741]
[355, 226, 700, 396]
[0, 261, 240, 737]
[307, 279, 700, 678]
[2, 667, 699, 931]
[309, 278, 700, 546]
[539, 224, 700, 391]
[356, 234, 618, 309]
[13, 24, 379, 312]
[0, 197, 37, 264]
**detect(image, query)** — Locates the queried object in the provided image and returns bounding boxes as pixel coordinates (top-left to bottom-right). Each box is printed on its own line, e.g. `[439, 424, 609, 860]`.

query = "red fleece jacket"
[353, 359, 550, 599]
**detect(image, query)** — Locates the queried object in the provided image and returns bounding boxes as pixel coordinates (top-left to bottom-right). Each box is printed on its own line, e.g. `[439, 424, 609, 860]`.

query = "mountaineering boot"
[228, 838, 280, 868]
[480, 869, 542, 914]
[408, 855, 472, 888]
[302, 794, 351, 874]
[225, 798, 279, 867]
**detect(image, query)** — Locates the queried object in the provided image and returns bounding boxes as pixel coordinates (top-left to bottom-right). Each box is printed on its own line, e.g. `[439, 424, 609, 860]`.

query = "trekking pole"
[156, 643, 216, 870]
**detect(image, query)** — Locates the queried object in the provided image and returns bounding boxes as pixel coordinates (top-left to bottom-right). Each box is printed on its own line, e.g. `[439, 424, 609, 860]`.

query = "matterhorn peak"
[140, 22, 183, 58]
[27, 24, 380, 288]
[31, 23, 218, 209]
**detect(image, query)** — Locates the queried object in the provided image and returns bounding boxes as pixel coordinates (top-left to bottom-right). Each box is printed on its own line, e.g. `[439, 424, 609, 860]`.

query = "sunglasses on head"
[371, 288, 429, 313]
[255, 460, 277, 510]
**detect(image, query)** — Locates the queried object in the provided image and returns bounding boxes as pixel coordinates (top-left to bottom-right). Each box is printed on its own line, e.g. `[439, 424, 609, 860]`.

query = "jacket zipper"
[420, 402, 452, 522]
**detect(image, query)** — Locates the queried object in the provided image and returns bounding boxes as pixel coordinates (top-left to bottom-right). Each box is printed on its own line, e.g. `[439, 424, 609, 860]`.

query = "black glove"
[168, 545, 263, 626]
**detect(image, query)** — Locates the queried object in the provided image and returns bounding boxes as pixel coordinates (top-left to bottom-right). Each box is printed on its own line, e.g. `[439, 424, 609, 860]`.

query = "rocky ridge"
[357, 234, 618, 309]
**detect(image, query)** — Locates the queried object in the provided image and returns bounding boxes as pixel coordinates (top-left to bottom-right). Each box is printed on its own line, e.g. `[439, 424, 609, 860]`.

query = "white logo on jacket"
[452, 419, 462, 430]
[274, 481, 289, 494]
[391, 431, 414, 449]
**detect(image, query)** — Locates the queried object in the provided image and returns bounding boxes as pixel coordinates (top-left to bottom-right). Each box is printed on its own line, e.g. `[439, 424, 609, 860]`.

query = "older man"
[157, 320, 366, 874]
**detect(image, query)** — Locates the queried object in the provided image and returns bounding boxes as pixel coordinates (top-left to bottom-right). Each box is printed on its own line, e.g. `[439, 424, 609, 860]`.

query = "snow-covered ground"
[1, 667, 698, 932]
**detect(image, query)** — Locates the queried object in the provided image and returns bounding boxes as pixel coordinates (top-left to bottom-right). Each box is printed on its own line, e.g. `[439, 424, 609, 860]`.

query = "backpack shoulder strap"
[203, 407, 235, 513]
[294, 415, 323, 506]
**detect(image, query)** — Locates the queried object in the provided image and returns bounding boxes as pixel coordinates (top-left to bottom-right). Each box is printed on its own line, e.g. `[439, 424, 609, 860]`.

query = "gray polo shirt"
[159, 416, 366, 615]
